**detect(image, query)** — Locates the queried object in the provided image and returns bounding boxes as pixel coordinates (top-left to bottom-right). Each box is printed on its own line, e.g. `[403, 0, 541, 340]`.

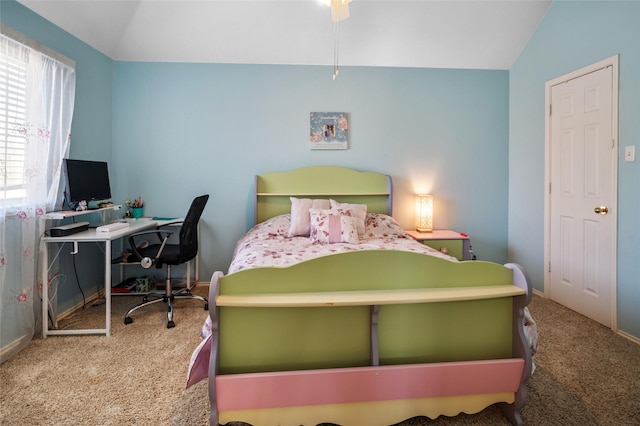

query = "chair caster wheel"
[167, 320, 175, 329]
[204, 303, 209, 310]
[124, 317, 133, 325]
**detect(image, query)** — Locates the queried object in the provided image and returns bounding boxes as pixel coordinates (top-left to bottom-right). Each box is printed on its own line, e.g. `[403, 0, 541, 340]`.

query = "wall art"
[309, 112, 348, 150]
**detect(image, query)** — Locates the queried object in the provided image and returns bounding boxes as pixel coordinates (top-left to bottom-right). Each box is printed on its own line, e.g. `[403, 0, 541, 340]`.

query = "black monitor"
[63, 159, 112, 208]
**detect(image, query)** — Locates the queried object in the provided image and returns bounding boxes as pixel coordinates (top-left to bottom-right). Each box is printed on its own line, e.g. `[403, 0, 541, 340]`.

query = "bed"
[187, 166, 536, 426]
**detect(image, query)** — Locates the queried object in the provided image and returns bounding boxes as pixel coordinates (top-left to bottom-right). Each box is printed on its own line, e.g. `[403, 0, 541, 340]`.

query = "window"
[0, 27, 75, 364]
[0, 44, 28, 200]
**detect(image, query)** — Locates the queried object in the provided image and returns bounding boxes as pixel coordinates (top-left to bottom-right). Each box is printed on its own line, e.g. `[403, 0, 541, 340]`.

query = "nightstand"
[405, 229, 473, 261]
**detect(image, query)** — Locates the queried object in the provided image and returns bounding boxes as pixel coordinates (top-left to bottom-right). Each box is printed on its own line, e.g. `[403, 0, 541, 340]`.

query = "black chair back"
[176, 194, 209, 264]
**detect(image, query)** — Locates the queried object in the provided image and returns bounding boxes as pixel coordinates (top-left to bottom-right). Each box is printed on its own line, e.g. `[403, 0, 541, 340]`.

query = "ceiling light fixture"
[319, 0, 352, 80]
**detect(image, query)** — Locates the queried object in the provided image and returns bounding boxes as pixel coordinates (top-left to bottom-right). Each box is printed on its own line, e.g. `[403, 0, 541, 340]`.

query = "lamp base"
[416, 227, 433, 233]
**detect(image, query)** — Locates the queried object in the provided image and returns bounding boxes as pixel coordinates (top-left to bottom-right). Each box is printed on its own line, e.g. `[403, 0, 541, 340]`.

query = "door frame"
[543, 55, 619, 331]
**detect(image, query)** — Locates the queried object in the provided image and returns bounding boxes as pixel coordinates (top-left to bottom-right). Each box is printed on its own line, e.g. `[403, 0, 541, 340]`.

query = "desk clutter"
[125, 196, 144, 218]
[112, 276, 155, 293]
[49, 221, 89, 237]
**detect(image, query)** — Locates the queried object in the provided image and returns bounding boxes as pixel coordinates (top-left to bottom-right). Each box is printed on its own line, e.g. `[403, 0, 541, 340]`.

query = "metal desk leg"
[105, 239, 111, 336]
[43, 239, 111, 336]
[42, 240, 49, 338]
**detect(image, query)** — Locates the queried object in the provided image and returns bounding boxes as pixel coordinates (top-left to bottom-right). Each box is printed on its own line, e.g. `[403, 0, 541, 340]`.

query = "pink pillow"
[309, 209, 359, 244]
[288, 197, 331, 237]
[185, 333, 211, 388]
[330, 200, 367, 236]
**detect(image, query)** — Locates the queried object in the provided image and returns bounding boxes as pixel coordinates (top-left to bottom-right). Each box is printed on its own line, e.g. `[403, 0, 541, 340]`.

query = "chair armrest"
[156, 220, 183, 228]
[128, 229, 174, 264]
[128, 229, 174, 243]
[151, 222, 181, 249]
[152, 221, 182, 244]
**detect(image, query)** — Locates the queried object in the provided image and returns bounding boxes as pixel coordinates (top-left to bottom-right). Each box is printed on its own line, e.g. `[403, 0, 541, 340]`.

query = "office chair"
[124, 194, 209, 328]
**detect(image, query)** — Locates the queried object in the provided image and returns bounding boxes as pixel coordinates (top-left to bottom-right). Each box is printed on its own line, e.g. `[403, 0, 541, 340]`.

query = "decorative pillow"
[364, 213, 407, 238]
[330, 200, 367, 236]
[185, 333, 211, 388]
[309, 209, 360, 244]
[288, 197, 330, 237]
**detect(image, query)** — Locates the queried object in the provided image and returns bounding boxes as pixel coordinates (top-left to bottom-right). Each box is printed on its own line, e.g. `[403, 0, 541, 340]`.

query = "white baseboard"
[0, 334, 31, 363]
[531, 289, 639, 345]
[56, 290, 104, 321]
[58, 280, 209, 320]
[617, 329, 640, 345]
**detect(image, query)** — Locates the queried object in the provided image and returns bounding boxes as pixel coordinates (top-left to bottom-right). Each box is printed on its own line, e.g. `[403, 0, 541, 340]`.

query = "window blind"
[0, 47, 28, 199]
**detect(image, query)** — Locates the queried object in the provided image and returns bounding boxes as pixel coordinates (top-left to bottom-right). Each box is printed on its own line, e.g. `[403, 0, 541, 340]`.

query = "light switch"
[625, 146, 635, 162]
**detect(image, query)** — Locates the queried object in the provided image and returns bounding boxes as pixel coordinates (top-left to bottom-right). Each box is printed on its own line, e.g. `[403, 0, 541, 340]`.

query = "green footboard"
[378, 297, 513, 365]
[213, 250, 524, 375]
[219, 305, 371, 374]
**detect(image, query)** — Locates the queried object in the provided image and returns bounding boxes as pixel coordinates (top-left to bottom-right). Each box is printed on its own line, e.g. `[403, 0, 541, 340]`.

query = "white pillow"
[288, 197, 331, 237]
[309, 209, 360, 244]
[330, 200, 367, 236]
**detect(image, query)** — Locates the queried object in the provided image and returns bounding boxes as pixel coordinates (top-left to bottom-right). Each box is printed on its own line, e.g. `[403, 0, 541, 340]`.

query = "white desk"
[41, 218, 179, 337]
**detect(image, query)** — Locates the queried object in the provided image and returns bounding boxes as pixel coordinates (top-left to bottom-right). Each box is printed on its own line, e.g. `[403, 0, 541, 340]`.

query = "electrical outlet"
[625, 146, 635, 162]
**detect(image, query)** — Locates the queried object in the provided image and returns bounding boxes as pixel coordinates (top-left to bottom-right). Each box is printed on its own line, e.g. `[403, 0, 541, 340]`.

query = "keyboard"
[96, 222, 130, 233]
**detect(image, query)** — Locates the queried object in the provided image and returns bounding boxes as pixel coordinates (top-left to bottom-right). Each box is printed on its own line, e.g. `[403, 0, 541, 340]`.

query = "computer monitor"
[63, 159, 112, 209]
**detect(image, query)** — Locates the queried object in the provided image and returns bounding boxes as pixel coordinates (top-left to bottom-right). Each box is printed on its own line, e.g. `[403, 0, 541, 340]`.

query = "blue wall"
[7, 0, 637, 340]
[112, 63, 509, 274]
[509, 0, 640, 338]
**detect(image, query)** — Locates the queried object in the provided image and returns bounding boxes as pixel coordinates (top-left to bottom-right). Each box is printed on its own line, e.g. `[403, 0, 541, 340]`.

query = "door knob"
[594, 206, 609, 215]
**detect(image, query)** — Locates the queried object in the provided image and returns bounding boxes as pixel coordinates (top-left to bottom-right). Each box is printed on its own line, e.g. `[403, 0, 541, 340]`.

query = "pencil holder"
[131, 207, 144, 219]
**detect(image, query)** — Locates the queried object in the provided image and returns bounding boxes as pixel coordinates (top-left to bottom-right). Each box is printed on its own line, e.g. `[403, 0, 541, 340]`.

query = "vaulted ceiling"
[17, 0, 552, 70]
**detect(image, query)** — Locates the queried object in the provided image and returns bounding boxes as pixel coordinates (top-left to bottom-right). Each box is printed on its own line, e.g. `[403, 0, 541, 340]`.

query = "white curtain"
[0, 34, 76, 363]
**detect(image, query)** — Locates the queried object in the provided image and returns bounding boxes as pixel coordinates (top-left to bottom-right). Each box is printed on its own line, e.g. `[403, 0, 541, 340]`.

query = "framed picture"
[310, 112, 348, 150]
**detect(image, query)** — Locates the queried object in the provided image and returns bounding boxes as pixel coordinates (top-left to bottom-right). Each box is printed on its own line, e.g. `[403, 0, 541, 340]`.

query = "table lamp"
[415, 194, 433, 232]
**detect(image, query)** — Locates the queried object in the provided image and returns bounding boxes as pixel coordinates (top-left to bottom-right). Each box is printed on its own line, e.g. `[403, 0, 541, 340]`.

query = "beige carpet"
[0, 287, 211, 426]
[1, 287, 639, 426]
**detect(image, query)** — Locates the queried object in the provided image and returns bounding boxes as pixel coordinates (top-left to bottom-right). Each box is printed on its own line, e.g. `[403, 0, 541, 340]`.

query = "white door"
[547, 60, 618, 328]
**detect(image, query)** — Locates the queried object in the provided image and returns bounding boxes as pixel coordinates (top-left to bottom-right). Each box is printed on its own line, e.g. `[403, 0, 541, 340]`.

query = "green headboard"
[255, 166, 392, 224]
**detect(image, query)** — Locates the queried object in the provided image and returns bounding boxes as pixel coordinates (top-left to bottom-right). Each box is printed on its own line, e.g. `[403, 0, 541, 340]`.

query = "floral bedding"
[228, 213, 455, 273]
[186, 213, 538, 388]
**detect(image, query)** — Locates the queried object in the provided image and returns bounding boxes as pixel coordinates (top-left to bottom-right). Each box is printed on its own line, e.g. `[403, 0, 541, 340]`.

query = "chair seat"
[137, 244, 182, 266]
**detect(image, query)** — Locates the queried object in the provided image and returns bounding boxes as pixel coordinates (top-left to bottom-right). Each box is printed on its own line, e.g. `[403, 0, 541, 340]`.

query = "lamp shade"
[415, 194, 433, 232]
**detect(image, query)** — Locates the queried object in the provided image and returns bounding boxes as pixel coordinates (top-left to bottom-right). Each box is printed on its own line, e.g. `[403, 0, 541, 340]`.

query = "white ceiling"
[17, 0, 552, 70]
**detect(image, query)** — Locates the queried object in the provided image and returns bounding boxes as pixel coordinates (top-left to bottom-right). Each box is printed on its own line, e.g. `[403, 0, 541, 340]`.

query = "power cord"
[41, 273, 67, 328]
[71, 253, 87, 308]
